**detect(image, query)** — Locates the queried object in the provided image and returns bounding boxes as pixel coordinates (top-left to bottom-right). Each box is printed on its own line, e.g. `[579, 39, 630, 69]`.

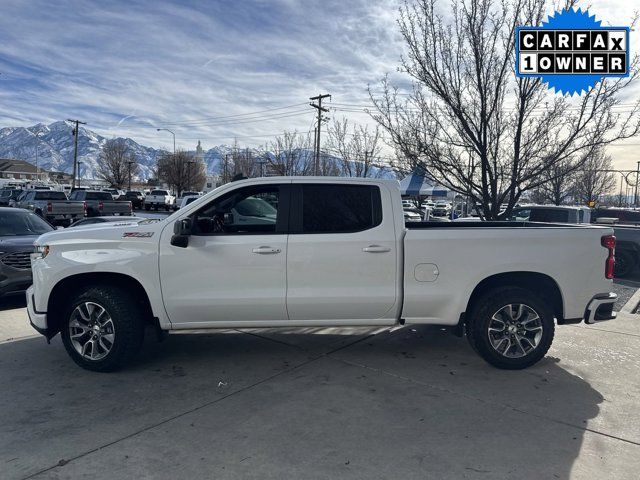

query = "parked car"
[28, 178, 617, 372]
[122, 191, 145, 210]
[0, 188, 24, 207]
[175, 195, 200, 211]
[15, 190, 84, 226]
[0, 208, 53, 297]
[173, 191, 201, 211]
[69, 216, 145, 228]
[432, 200, 451, 217]
[403, 209, 422, 222]
[593, 207, 640, 226]
[103, 188, 125, 200]
[144, 189, 175, 211]
[506, 205, 592, 224]
[69, 190, 132, 217]
[9, 190, 28, 208]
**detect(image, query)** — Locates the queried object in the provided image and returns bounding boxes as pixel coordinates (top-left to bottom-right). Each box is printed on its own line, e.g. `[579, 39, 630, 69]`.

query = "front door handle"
[363, 245, 391, 253]
[252, 246, 281, 254]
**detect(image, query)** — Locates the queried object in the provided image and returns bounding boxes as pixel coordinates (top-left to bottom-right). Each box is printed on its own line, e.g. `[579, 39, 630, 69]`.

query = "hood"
[0, 234, 40, 252]
[36, 219, 167, 246]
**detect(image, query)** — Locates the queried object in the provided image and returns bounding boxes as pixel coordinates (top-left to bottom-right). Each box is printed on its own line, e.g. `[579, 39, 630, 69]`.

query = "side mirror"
[171, 218, 192, 248]
[223, 212, 234, 225]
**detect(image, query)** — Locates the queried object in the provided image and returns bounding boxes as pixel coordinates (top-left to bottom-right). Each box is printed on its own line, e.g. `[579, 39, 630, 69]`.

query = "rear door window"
[296, 184, 382, 233]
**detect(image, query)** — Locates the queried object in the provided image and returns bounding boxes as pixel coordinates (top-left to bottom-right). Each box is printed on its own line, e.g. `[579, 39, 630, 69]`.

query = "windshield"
[150, 190, 168, 195]
[0, 210, 54, 236]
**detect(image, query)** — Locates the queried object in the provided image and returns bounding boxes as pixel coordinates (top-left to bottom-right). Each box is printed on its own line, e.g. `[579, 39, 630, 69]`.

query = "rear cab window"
[292, 184, 382, 233]
[34, 191, 67, 200]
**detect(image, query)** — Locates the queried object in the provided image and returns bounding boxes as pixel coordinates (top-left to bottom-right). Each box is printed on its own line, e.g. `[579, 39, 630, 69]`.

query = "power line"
[158, 103, 309, 126]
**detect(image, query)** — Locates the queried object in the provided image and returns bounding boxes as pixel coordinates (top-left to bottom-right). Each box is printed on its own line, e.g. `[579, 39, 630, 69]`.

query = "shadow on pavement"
[0, 326, 605, 479]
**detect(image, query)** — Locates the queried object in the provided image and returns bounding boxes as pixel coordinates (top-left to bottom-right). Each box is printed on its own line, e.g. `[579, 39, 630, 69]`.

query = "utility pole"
[309, 93, 331, 176]
[127, 161, 135, 191]
[68, 119, 86, 189]
[77, 161, 84, 189]
[223, 154, 229, 184]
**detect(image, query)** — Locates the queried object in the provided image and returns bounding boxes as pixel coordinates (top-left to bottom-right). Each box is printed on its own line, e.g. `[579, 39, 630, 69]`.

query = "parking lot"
[1, 288, 639, 480]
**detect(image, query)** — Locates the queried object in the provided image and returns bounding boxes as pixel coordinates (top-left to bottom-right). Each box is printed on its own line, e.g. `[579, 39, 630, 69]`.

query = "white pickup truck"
[144, 189, 175, 211]
[27, 177, 617, 372]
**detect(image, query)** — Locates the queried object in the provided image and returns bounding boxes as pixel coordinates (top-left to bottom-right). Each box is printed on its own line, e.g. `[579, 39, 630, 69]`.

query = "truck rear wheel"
[144, 204, 150, 211]
[466, 287, 554, 369]
[61, 285, 145, 372]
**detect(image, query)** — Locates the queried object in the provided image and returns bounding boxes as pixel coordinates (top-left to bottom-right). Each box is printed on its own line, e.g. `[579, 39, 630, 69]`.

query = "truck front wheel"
[61, 285, 145, 372]
[466, 287, 554, 369]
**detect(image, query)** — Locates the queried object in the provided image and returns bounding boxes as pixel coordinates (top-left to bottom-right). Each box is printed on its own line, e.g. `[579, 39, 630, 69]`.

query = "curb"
[620, 287, 640, 314]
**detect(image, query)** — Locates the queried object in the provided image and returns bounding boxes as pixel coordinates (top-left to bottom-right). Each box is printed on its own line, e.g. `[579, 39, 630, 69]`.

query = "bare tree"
[571, 148, 617, 205]
[97, 139, 138, 188]
[327, 118, 385, 177]
[233, 148, 259, 178]
[369, 0, 640, 219]
[264, 131, 313, 176]
[158, 150, 206, 195]
[539, 159, 576, 205]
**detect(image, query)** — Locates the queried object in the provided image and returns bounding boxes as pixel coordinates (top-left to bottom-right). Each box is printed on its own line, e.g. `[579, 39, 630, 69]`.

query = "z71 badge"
[122, 232, 154, 238]
[516, 8, 630, 95]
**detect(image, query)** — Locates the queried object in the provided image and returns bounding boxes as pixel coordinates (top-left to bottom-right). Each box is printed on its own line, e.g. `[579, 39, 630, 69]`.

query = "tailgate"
[102, 201, 131, 213]
[50, 201, 84, 214]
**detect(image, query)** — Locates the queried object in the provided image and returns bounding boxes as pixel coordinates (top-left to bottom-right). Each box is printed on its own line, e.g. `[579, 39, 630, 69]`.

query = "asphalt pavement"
[0, 292, 638, 480]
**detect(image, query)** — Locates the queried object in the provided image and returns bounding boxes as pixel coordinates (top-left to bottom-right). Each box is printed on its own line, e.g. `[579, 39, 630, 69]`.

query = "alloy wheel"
[69, 302, 115, 361]
[487, 303, 543, 358]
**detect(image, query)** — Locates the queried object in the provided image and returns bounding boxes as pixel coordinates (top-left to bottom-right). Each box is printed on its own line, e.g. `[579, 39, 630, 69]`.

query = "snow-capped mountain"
[0, 121, 164, 181]
[0, 121, 392, 182]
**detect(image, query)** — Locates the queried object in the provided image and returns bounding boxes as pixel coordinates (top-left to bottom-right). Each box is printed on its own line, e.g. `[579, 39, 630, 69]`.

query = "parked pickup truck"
[27, 177, 617, 372]
[144, 189, 175, 211]
[68, 190, 132, 217]
[16, 190, 84, 226]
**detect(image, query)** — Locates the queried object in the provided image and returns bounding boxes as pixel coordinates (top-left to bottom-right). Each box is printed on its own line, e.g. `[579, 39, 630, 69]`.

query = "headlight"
[31, 245, 50, 262]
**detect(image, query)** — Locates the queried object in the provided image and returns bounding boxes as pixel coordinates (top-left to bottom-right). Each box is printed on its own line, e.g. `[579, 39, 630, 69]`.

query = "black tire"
[60, 285, 145, 372]
[144, 204, 151, 211]
[614, 250, 635, 278]
[466, 287, 554, 370]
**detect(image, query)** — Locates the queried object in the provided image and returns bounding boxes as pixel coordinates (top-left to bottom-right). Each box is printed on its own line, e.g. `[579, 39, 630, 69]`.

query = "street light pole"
[33, 130, 44, 183]
[636, 161, 640, 208]
[156, 128, 176, 155]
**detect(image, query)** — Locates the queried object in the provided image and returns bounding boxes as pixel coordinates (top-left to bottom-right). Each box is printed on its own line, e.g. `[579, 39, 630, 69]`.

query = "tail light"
[601, 235, 615, 279]
[47, 202, 52, 213]
[98, 201, 104, 211]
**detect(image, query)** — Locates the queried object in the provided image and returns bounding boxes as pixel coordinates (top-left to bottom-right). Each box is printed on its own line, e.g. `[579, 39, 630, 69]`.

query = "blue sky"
[0, 0, 637, 169]
[0, 0, 404, 150]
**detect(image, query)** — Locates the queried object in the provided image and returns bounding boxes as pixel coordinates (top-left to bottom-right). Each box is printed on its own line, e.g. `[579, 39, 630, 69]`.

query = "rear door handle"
[252, 246, 281, 254]
[363, 245, 391, 253]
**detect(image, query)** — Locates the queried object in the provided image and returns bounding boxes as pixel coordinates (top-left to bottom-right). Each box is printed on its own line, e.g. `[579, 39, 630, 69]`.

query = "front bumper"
[584, 292, 617, 324]
[26, 285, 48, 335]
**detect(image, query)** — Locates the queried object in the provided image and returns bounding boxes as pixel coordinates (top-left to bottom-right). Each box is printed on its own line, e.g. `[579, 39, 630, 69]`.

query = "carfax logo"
[516, 8, 630, 95]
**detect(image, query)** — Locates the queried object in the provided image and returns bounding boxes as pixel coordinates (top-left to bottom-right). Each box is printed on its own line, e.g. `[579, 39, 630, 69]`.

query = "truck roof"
[224, 176, 400, 188]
